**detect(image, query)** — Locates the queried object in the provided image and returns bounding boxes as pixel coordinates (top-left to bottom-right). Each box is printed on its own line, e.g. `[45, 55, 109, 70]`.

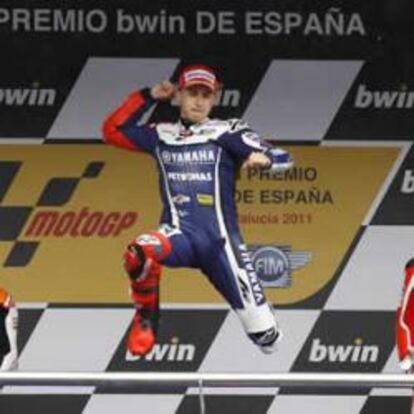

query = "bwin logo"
[215, 89, 241, 107]
[0, 85, 56, 106]
[354, 84, 414, 109]
[126, 337, 195, 362]
[309, 338, 379, 363]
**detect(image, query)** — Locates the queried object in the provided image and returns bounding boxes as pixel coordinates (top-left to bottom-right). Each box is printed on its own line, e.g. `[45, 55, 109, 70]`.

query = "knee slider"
[135, 232, 172, 261]
[124, 232, 171, 282]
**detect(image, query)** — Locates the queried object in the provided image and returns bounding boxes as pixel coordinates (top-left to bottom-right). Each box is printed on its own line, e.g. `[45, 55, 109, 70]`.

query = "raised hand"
[150, 80, 175, 101]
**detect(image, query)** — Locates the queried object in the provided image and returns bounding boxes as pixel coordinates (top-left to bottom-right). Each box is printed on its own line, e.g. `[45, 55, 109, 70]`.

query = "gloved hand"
[264, 148, 294, 171]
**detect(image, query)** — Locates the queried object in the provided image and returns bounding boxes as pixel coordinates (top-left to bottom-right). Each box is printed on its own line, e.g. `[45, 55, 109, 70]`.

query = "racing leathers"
[103, 88, 292, 354]
[397, 259, 414, 371]
[0, 288, 18, 371]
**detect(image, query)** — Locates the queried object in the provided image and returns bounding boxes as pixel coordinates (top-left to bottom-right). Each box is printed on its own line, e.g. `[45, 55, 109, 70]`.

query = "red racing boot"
[124, 243, 163, 356]
[127, 268, 161, 356]
[124, 232, 171, 356]
[127, 307, 159, 356]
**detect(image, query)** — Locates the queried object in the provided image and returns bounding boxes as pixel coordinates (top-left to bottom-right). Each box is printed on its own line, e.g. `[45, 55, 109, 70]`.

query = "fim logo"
[309, 337, 379, 364]
[125, 336, 195, 362]
[248, 245, 312, 287]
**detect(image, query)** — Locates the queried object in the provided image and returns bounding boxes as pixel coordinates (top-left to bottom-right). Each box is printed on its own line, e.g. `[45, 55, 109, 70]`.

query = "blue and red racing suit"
[397, 259, 414, 370]
[0, 289, 18, 371]
[103, 89, 292, 348]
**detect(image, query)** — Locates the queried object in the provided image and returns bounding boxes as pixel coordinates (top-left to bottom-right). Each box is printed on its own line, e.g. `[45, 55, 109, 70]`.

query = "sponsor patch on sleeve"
[241, 131, 263, 149]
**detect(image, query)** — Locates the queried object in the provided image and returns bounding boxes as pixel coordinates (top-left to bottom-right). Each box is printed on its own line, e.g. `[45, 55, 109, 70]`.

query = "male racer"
[397, 259, 414, 371]
[0, 288, 18, 371]
[103, 64, 293, 356]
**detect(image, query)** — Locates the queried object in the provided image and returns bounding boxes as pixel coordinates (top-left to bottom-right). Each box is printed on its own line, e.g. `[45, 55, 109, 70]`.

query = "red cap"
[178, 64, 219, 92]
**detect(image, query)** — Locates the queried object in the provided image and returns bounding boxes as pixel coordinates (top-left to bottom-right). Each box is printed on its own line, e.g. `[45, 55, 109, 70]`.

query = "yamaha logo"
[160, 149, 216, 164]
